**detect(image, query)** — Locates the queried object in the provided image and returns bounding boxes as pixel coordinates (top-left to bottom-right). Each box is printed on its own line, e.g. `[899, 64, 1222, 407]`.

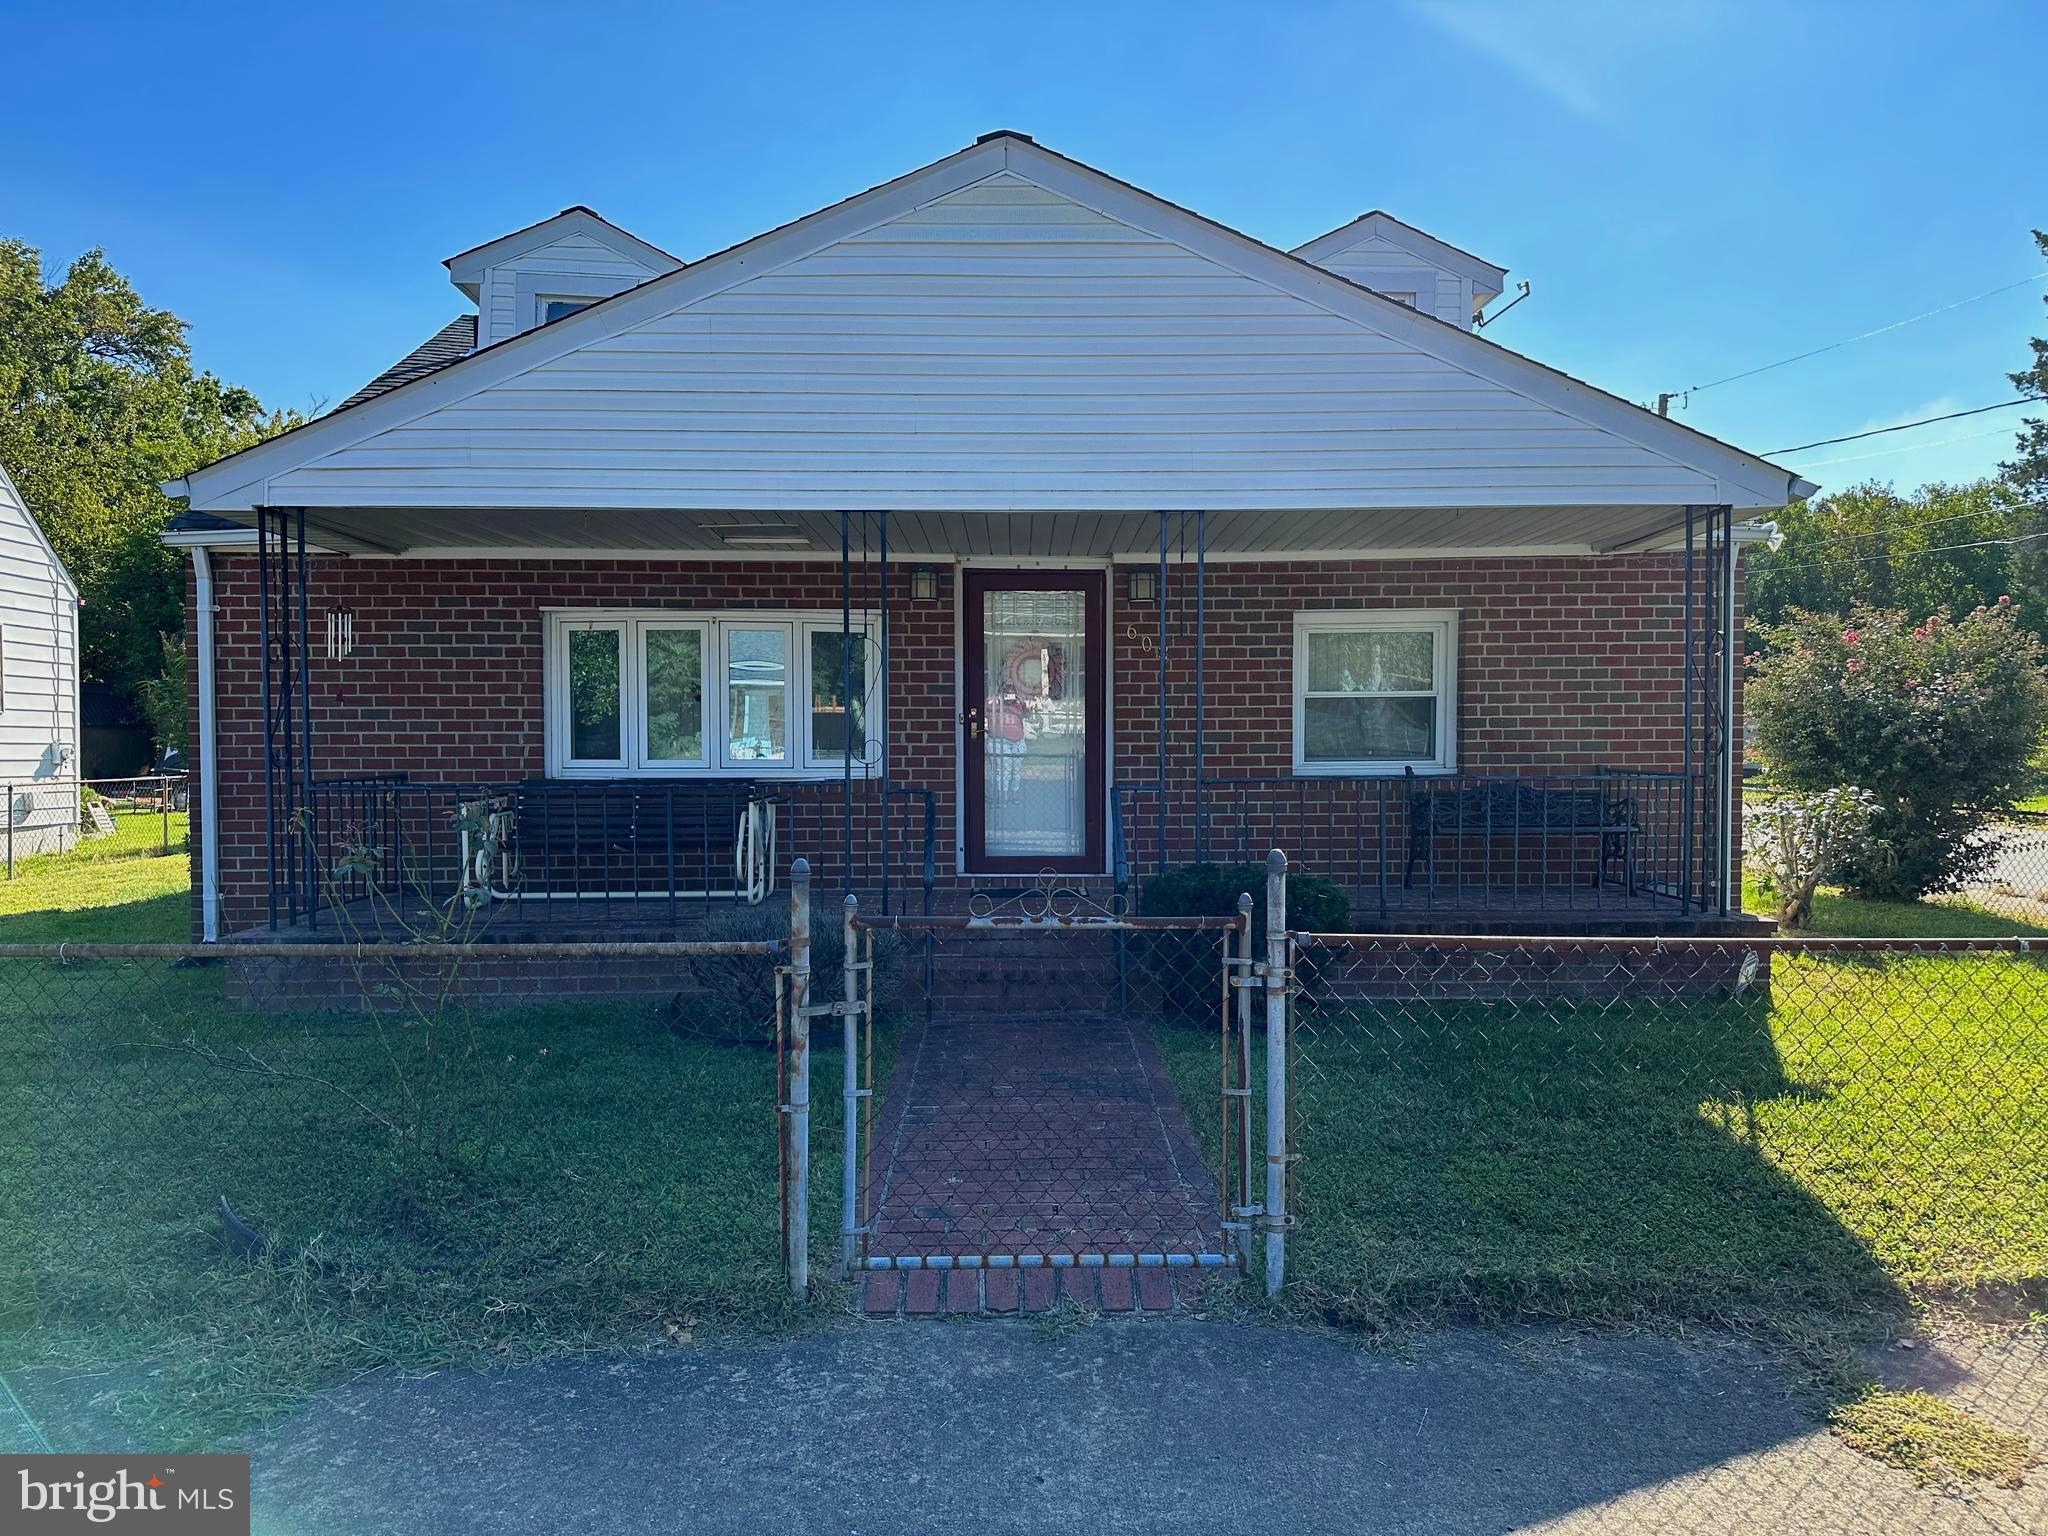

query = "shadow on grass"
[0, 956, 817, 1449]
[0, 890, 191, 944]
[1278, 989, 1913, 1338]
[1156, 949, 2047, 1362]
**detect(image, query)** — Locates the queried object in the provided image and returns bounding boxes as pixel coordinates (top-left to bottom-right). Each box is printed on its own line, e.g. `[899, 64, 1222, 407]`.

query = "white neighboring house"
[0, 462, 82, 858]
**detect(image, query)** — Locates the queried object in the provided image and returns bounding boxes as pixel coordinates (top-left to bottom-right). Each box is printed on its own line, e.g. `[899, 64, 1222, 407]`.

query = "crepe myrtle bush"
[1747, 600, 2048, 900]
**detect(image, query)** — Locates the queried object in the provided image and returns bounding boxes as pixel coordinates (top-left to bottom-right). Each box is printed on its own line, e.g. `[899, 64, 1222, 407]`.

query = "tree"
[1746, 480, 2042, 642]
[1747, 601, 2048, 900]
[0, 238, 296, 717]
[2005, 229, 2048, 506]
[134, 634, 186, 760]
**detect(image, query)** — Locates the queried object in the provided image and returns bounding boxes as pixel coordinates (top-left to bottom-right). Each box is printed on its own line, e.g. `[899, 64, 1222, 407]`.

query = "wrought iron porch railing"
[1112, 769, 1712, 922]
[297, 775, 934, 930]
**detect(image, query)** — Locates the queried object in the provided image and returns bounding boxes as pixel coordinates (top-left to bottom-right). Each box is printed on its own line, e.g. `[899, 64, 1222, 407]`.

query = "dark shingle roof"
[333, 316, 477, 412]
[164, 510, 247, 533]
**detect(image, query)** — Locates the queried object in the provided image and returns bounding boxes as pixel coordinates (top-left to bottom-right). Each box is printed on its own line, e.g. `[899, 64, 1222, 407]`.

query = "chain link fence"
[1281, 934, 2048, 1333]
[1960, 809, 2048, 919]
[3, 775, 188, 876]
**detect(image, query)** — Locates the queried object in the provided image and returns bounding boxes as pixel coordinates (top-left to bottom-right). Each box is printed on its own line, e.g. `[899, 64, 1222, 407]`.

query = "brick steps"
[856, 1263, 1230, 1317]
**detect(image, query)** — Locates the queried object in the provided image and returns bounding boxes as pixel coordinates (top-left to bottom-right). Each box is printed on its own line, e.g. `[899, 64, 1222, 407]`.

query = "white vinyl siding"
[269, 171, 1725, 513]
[545, 610, 878, 778]
[0, 468, 78, 784]
[1307, 236, 1471, 326]
[1291, 610, 1458, 775]
[478, 232, 666, 346]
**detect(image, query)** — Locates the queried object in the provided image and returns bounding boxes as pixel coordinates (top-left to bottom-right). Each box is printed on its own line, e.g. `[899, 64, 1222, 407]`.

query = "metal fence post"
[841, 891, 862, 1277]
[786, 858, 812, 1299]
[5, 782, 12, 878]
[1264, 848, 1289, 1297]
[1235, 889, 1255, 1273]
[160, 776, 170, 855]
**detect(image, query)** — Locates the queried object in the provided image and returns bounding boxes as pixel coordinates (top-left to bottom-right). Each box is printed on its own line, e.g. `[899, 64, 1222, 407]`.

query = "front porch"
[208, 500, 1754, 950]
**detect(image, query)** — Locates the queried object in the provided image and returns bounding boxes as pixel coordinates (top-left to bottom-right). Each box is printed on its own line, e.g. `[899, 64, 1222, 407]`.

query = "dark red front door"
[961, 570, 1107, 876]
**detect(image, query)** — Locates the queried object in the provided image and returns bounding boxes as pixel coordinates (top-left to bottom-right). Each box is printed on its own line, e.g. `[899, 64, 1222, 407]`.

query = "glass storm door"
[962, 570, 1106, 875]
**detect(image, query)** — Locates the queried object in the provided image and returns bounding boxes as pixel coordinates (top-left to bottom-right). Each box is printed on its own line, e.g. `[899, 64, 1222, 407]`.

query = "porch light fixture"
[1127, 567, 1157, 604]
[910, 565, 939, 604]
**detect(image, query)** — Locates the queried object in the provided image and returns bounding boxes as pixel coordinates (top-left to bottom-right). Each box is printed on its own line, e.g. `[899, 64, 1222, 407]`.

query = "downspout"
[194, 547, 222, 941]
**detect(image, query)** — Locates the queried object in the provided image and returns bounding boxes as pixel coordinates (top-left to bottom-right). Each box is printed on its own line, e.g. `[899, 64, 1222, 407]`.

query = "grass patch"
[1831, 1388, 2039, 1488]
[0, 972, 837, 1447]
[1153, 952, 2048, 1339]
[0, 817, 191, 942]
[1741, 873, 2048, 939]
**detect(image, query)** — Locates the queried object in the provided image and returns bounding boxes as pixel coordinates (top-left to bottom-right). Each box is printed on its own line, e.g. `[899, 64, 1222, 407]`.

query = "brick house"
[162, 133, 1806, 945]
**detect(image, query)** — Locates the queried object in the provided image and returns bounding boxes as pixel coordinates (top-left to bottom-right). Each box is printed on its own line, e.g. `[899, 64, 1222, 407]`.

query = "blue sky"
[7, 0, 2043, 499]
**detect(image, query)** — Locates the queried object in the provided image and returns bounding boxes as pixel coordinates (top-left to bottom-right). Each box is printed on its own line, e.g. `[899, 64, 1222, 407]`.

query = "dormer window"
[539, 297, 594, 325]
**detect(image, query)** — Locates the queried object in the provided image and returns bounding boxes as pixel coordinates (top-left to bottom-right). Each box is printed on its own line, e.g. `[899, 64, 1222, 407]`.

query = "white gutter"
[193, 548, 222, 942]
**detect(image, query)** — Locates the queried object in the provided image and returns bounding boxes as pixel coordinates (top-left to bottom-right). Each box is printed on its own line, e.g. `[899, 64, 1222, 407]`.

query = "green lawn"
[0, 814, 192, 942]
[1155, 946, 2048, 1345]
[0, 839, 828, 1449]
[1741, 874, 2048, 939]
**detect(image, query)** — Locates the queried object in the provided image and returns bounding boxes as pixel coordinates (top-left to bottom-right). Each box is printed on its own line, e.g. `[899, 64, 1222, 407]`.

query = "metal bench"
[459, 780, 778, 906]
[1403, 768, 1638, 893]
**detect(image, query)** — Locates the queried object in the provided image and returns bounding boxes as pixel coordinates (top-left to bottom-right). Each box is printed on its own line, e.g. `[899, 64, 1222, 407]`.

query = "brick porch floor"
[857, 1010, 1228, 1315]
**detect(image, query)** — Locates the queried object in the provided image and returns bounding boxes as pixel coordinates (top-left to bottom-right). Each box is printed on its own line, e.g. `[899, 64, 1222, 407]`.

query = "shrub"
[1137, 861, 1349, 1018]
[1747, 601, 2048, 899]
[1743, 785, 1879, 927]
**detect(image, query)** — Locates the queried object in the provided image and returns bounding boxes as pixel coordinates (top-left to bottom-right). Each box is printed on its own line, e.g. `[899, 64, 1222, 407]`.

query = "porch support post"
[295, 507, 317, 928]
[255, 507, 277, 930]
[1715, 504, 1736, 917]
[841, 509, 853, 898]
[1680, 505, 1696, 917]
[1157, 510, 1168, 870]
[878, 511, 891, 915]
[1195, 507, 1207, 859]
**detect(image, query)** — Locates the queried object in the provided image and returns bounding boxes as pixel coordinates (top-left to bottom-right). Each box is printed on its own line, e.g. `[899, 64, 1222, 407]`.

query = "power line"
[1678, 269, 2048, 402]
[1771, 397, 2041, 456]
[1756, 529, 2048, 574]
[1786, 423, 2014, 470]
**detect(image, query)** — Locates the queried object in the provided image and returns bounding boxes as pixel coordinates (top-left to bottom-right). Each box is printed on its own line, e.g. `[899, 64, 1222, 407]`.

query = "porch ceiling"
[200, 502, 1715, 559]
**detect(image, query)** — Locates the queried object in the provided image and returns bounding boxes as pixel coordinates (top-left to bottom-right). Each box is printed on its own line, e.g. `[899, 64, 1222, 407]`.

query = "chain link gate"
[830, 875, 1280, 1289]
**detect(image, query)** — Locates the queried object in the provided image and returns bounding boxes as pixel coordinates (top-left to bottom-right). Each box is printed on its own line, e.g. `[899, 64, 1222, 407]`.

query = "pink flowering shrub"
[1747, 600, 2048, 899]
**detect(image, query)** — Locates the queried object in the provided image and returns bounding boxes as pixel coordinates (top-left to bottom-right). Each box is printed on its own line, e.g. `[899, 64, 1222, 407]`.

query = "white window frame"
[639, 619, 713, 770]
[536, 295, 594, 326]
[799, 619, 881, 773]
[1291, 609, 1458, 776]
[545, 610, 880, 779]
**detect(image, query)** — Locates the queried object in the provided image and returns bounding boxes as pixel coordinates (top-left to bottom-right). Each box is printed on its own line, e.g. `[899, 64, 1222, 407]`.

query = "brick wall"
[188, 553, 1738, 938]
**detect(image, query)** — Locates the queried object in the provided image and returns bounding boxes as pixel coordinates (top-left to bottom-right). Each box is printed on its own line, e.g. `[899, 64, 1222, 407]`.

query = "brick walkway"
[858, 1011, 1227, 1316]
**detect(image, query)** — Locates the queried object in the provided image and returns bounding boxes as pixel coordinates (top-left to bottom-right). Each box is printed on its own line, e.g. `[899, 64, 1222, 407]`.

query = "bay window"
[548, 611, 879, 777]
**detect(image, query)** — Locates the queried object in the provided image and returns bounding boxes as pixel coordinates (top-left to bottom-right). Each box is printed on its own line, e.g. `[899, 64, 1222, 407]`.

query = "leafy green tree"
[1747, 480, 2041, 640]
[1747, 601, 2048, 900]
[2005, 229, 2048, 506]
[135, 634, 187, 759]
[0, 238, 296, 715]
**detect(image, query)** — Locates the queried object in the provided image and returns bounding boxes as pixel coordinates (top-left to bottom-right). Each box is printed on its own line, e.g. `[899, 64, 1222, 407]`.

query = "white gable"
[446, 208, 682, 346]
[177, 138, 1808, 529]
[0, 464, 79, 779]
[1292, 212, 1506, 329]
